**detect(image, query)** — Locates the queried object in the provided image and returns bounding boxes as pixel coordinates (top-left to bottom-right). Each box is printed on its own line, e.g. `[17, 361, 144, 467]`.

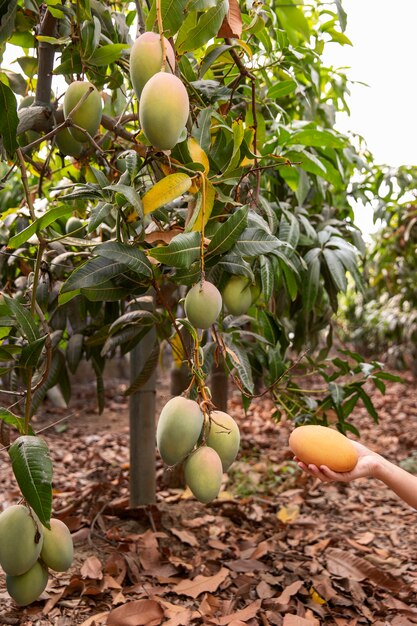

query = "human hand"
[295, 440, 382, 483]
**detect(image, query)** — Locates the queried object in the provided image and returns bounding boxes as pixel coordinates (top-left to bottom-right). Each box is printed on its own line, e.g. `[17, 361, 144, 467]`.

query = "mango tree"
[0, 0, 398, 599]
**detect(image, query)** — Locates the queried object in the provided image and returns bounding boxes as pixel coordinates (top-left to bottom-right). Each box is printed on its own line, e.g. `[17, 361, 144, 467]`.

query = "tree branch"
[35, 8, 58, 107]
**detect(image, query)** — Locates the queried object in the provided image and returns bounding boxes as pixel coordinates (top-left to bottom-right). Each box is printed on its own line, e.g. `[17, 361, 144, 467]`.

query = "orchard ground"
[1, 363, 417, 625]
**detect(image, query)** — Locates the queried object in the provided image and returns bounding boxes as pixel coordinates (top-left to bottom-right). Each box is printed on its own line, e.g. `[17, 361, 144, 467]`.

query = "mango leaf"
[268, 80, 297, 100]
[223, 118, 245, 176]
[222, 335, 254, 393]
[177, 0, 229, 53]
[187, 137, 210, 174]
[88, 201, 113, 233]
[323, 248, 347, 292]
[19, 335, 47, 369]
[192, 107, 213, 152]
[218, 255, 254, 281]
[9, 436, 53, 527]
[81, 283, 132, 302]
[206, 206, 249, 258]
[276, 1, 310, 41]
[146, 0, 188, 37]
[95, 241, 153, 277]
[218, 0, 242, 38]
[66, 333, 84, 374]
[0, 80, 18, 156]
[0, 0, 17, 45]
[7, 205, 74, 249]
[0, 407, 33, 435]
[189, 178, 216, 232]
[3, 295, 40, 343]
[287, 128, 346, 149]
[303, 251, 320, 312]
[88, 43, 129, 66]
[259, 255, 273, 303]
[200, 44, 233, 78]
[142, 174, 192, 215]
[233, 228, 284, 256]
[61, 257, 128, 294]
[149, 231, 201, 268]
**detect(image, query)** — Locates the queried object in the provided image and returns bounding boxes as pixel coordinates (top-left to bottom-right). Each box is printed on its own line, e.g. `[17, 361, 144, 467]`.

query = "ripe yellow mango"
[184, 446, 223, 504]
[185, 281, 222, 329]
[289, 424, 358, 472]
[130, 31, 176, 99]
[206, 411, 240, 471]
[139, 72, 189, 151]
[40, 518, 73, 572]
[0, 505, 43, 576]
[63, 81, 102, 143]
[222, 275, 253, 315]
[157, 396, 204, 465]
[6, 560, 48, 606]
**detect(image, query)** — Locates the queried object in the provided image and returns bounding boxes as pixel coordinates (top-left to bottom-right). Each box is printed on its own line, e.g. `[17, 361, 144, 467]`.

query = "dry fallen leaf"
[80, 555, 103, 580]
[172, 567, 230, 598]
[107, 599, 164, 626]
[218, 0, 242, 38]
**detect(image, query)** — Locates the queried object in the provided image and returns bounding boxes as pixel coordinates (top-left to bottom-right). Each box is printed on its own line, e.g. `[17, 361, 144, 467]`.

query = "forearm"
[372, 456, 417, 510]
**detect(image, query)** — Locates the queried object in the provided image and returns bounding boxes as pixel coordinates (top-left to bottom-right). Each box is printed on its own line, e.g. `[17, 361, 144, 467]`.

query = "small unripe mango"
[56, 126, 84, 157]
[222, 275, 253, 315]
[0, 505, 43, 576]
[130, 31, 176, 99]
[206, 410, 240, 471]
[40, 518, 73, 572]
[65, 216, 86, 236]
[63, 81, 102, 143]
[289, 425, 358, 472]
[139, 72, 189, 151]
[184, 446, 223, 504]
[6, 560, 48, 606]
[157, 396, 204, 465]
[185, 281, 222, 329]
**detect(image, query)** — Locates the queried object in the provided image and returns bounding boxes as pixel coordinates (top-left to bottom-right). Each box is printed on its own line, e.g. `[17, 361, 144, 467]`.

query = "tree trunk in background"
[210, 363, 228, 412]
[129, 312, 157, 507]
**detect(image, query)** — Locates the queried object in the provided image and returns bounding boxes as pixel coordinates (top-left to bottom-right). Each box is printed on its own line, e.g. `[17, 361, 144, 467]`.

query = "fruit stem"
[199, 173, 206, 281]
[156, 0, 167, 70]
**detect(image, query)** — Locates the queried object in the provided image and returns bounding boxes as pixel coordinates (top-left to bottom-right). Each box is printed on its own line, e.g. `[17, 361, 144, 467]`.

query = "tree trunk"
[210, 362, 228, 412]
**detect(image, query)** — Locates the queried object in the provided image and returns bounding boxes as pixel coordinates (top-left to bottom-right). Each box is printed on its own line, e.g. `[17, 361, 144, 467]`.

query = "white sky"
[323, 0, 417, 237]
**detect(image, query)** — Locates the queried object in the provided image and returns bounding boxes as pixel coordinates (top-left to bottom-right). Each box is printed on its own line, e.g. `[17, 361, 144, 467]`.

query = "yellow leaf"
[191, 177, 216, 232]
[142, 173, 192, 215]
[309, 586, 326, 605]
[187, 137, 210, 174]
[276, 504, 300, 524]
[171, 331, 186, 367]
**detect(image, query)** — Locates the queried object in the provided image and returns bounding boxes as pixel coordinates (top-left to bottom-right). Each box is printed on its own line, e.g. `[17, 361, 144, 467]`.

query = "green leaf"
[149, 232, 201, 268]
[8, 205, 74, 249]
[0, 80, 18, 156]
[9, 436, 53, 526]
[276, 1, 310, 41]
[81, 283, 132, 302]
[0, 407, 32, 435]
[146, 0, 188, 37]
[268, 80, 297, 100]
[95, 241, 153, 278]
[287, 128, 346, 149]
[303, 254, 320, 312]
[200, 44, 233, 78]
[19, 336, 47, 369]
[61, 257, 128, 294]
[88, 202, 112, 233]
[328, 381, 344, 406]
[0, 0, 17, 45]
[356, 386, 379, 423]
[334, 0, 347, 31]
[233, 228, 284, 257]
[218, 255, 254, 281]
[260, 255, 273, 303]
[222, 335, 254, 393]
[206, 206, 248, 258]
[3, 295, 40, 343]
[88, 43, 129, 66]
[177, 0, 229, 53]
[66, 333, 84, 374]
[322, 248, 347, 292]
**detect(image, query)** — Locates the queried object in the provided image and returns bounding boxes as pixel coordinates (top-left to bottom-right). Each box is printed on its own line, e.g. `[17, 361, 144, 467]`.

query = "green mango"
[156, 396, 203, 465]
[185, 281, 222, 329]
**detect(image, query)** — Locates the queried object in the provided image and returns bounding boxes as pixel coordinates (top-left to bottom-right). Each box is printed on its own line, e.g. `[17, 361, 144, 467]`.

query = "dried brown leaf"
[170, 527, 199, 547]
[283, 615, 317, 626]
[107, 600, 164, 626]
[81, 555, 103, 580]
[217, 599, 262, 625]
[326, 548, 407, 593]
[218, 0, 242, 38]
[276, 580, 304, 605]
[79, 612, 109, 626]
[172, 567, 230, 598]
